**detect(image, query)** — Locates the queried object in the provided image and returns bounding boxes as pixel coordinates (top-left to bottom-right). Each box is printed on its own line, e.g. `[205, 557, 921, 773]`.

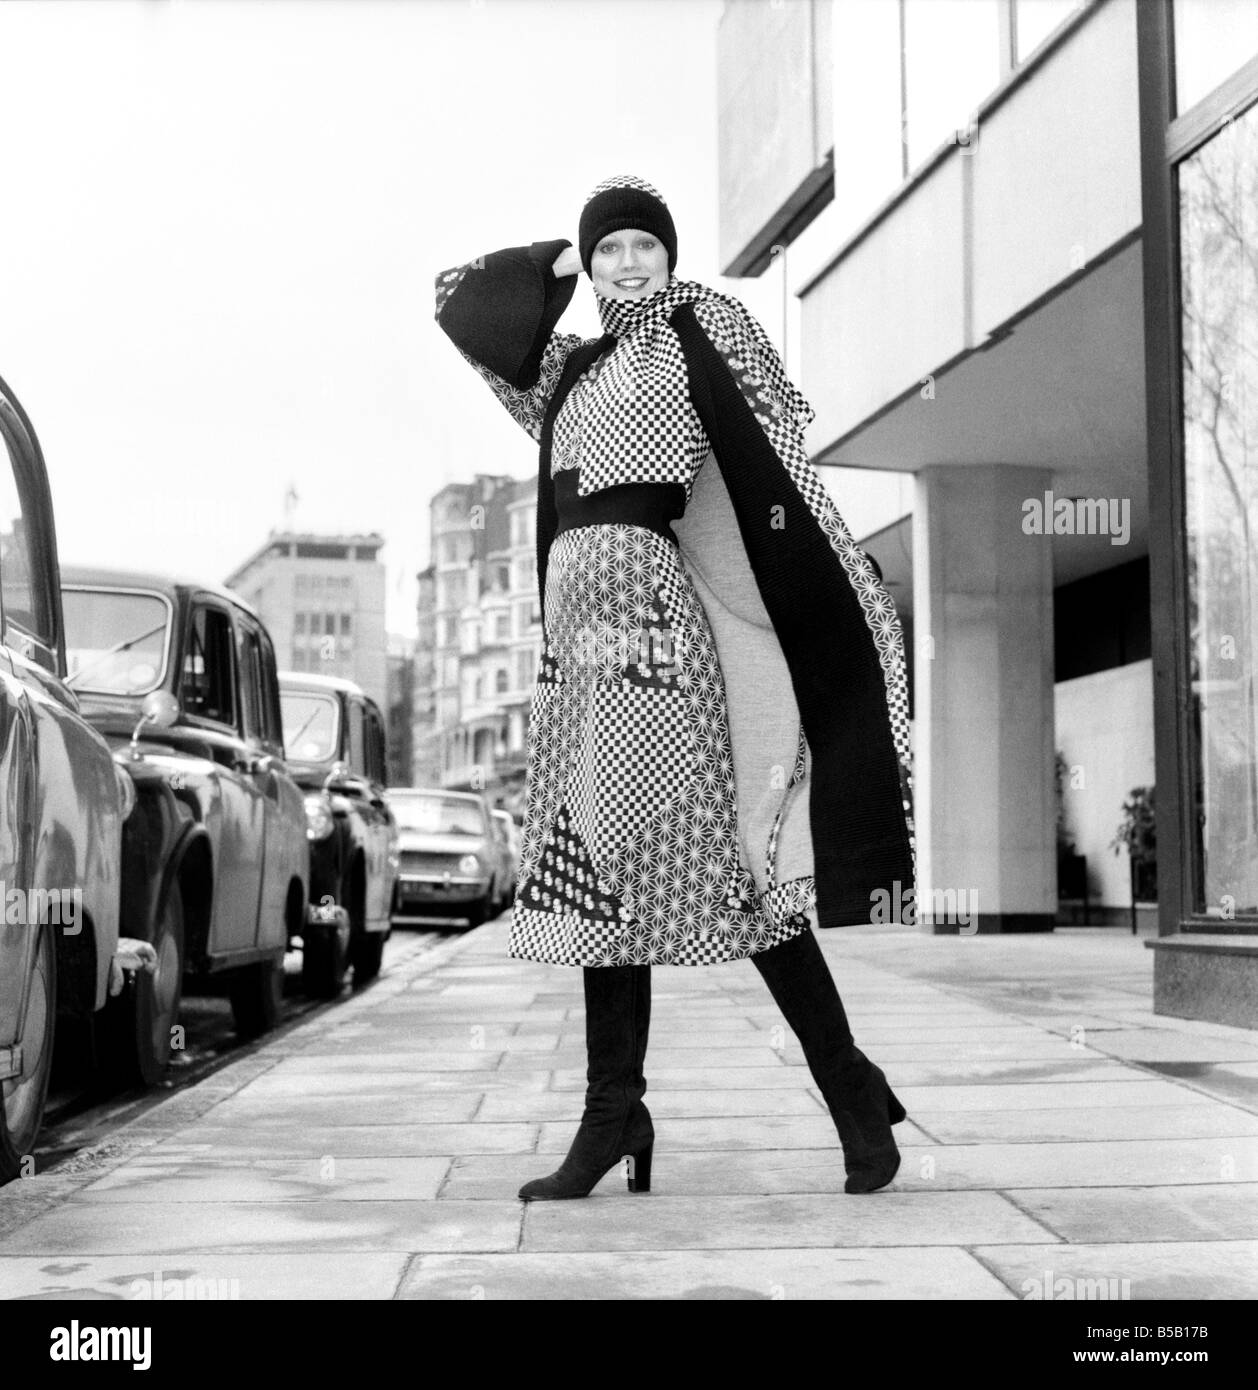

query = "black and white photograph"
[0, 0, 1255, 1338]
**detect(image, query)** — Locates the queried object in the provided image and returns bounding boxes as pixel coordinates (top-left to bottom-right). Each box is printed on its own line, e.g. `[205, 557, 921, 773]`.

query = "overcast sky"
[0, 0, 805, 637]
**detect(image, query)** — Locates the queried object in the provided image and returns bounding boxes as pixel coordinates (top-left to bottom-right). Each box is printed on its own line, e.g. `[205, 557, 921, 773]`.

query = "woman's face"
[590, 228, 670, 299]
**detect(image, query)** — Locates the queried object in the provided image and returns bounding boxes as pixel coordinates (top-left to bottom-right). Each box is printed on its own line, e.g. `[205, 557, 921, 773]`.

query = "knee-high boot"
[751, 924, 906, 1194]
[518, 963, 653, 1201]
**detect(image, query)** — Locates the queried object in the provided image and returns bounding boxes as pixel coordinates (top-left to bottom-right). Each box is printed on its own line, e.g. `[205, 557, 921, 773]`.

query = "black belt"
[552, 470, 686, 545]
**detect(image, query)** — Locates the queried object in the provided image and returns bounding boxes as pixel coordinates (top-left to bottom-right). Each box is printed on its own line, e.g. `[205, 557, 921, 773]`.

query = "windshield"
[281, 690, 340, 763]
[388, 794, 487, 836]
[63, 588, 171, 695]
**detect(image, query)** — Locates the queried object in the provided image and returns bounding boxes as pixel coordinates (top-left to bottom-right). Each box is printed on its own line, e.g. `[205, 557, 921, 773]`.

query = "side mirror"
[130, 689, 180, 759]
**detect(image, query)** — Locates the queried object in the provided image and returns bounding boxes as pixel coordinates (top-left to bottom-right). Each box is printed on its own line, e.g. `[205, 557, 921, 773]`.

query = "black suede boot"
[518, 964, 653, 1200]
[752, 922, 906, 1194]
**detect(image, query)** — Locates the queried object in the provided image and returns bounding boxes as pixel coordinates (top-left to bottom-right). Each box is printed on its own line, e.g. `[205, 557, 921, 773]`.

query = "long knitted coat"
[435, 238, 915, 966]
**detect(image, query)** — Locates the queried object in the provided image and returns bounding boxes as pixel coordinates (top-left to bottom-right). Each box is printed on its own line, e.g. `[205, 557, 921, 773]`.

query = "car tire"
[349, 929, 386, 985]
[464, 898, 489, 930]
[229, 955, 283, 1040]
[0, 924, 56, 1185]
[102, 887, 186, 1090]
[301, 912, 350, 1000]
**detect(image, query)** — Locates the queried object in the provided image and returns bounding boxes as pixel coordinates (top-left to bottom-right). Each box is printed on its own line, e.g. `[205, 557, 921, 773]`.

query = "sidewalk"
[1, 919, 1256, 1300]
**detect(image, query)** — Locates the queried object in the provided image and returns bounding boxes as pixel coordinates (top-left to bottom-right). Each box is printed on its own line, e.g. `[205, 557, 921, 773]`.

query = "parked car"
[278, 671, 398, 994]
[490, 809, 520, 912]
[59, 564, 309, 1081]
[386, 788, 503, 928]
[0, 373, 128, 1181]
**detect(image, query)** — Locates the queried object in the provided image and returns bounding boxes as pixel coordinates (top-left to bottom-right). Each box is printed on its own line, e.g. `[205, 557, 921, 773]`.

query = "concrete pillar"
[912, 464, 1057, 932]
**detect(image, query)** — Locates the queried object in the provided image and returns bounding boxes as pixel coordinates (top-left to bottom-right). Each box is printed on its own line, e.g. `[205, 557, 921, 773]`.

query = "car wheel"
[229, 955, 283, 1040]
[349, 929, 386, 985]
[301, 909, 350, 1000]
[103, 887, 186, 1089]
[0, 924, 56, 1184]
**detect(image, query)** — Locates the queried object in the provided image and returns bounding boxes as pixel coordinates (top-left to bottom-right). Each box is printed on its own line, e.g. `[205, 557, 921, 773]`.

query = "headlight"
[304, 792, 335, 841]
[114, 763, 137, 822]
[459, 854, 481, 875]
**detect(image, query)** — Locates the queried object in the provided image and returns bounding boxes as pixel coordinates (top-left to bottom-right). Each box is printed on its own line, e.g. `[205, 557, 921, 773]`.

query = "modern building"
[224, 530, 388, 714]
[418, 474, 541, 810]
[716, 0, 1257, 1025]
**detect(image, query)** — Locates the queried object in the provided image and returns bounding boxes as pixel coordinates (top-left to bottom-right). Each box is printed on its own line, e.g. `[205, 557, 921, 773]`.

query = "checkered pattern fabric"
[435, 233, 914, 965]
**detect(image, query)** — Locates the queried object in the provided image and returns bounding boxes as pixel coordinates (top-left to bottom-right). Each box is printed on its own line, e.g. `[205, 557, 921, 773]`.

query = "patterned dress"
[435, 249, 913, 966]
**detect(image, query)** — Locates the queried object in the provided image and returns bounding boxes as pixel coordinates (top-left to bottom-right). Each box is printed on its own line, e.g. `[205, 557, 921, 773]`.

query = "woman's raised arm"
[435, 238, 587, 442]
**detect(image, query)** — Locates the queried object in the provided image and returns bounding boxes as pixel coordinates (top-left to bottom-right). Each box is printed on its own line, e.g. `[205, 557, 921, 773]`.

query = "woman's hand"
[552, 245, 583, 278]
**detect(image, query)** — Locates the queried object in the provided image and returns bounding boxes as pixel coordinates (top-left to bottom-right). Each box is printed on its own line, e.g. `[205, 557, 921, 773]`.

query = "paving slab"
[0, 1253, 410, 1300]
[0, 1200, 522, 1255]
[140, 1122, 538, 1159]
[1009, 1183, 1258, 1242]
[74, 1157, 453, 1203]
[971, 1240, 1258, 1301]
[519, 1191, 1056, 1251]
[396, 1246, 1013, 1300]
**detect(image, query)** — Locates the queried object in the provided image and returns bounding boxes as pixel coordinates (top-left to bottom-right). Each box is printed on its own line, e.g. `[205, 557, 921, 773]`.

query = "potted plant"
[1111, 785, 1156, 932]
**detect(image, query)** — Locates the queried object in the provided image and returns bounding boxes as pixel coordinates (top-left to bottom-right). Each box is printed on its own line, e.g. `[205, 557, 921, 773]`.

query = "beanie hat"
[578, 174, 677, 276]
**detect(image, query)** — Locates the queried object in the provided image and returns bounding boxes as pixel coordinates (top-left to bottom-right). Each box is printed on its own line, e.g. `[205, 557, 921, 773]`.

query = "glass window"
[348, 699, 366, 773]
[340, 612, 352, 635]
[281, 689, 340, 762]
[0, 420, 54, 649]
[495, 667, 509, 694]
[295, 612, 306, 636]
[1174, 0, 1258, 115]
[1178, 99, 1258, 916]
[238, 624, 265, 742]
[182, 605, 236, 727]
[366, 704, 387, 783]
[63, 589, 171, 694]
[1014, 0, 1083, 63]
[387, 792, 487, 835]
[256, 626, 283, 748]
[903, 0, 1001, 171]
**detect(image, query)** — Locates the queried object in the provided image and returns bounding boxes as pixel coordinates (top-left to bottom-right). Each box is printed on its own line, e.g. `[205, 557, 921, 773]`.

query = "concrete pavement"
[1, 918, 1256, 1299]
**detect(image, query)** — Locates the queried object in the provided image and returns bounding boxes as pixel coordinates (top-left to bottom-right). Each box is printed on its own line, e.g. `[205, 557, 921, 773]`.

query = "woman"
[434, 174, 916, 1200]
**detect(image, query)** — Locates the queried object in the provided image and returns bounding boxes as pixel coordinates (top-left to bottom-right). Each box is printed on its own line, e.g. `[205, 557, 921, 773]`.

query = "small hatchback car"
[386, 788, 504, 929]
[279, 671, 398, 994]
[61, 566, 309, 1081]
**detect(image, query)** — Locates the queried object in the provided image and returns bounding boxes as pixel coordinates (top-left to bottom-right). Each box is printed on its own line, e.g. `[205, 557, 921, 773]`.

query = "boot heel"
[625, 1142, 653, 1193]
[887, 1088, 907, 1125]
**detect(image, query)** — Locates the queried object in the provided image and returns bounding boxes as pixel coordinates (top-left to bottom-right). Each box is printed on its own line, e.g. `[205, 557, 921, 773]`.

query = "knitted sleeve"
[435, 239, 587, 443]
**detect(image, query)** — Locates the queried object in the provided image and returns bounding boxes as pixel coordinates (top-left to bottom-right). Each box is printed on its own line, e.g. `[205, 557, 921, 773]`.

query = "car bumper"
[393, 874, 490, 915]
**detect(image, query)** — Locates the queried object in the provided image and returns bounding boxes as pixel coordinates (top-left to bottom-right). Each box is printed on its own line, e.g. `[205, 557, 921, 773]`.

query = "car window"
[365, 703, 387, 784]
[0, 408, 55, 655]
[237, 621, 267, 744]
[281, 689, 339, 762]
[348, 698, 366, 775]
[388, 795, 487, 836]
[181, 605, 236, 727]
[256, 627, 284, 750]
[63, 588, 171, 694]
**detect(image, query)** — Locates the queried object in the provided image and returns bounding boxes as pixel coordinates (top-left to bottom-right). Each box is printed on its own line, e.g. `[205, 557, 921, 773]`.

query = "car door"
[236, 614, 291, 949]
[180, 599, 264, 956]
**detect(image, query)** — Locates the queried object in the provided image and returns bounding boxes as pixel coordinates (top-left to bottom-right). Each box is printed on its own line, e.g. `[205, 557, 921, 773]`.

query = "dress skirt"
[508, 479, 814, 968]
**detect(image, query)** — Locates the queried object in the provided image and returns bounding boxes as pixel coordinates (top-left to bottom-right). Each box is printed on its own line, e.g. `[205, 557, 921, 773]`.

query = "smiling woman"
[434, 172, 916, 1204]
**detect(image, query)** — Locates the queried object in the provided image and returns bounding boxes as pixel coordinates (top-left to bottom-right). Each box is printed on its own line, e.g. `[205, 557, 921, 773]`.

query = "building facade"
[224, 530, 388, 714]
[717, 0, 1257, 1025]
[415, 474, 541, 814]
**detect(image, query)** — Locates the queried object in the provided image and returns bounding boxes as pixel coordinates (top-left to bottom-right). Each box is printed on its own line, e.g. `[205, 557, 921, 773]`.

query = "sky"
[0, 0, 799, 638]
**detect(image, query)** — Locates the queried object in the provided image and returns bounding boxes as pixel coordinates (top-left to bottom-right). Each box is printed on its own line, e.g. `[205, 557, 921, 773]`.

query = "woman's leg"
[518, 963, 653, 1200]
[751, 922, 905, 1193]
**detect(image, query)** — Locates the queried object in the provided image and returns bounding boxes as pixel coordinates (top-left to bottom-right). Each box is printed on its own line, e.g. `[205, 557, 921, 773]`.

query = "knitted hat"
[578, 174, 677, 276]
